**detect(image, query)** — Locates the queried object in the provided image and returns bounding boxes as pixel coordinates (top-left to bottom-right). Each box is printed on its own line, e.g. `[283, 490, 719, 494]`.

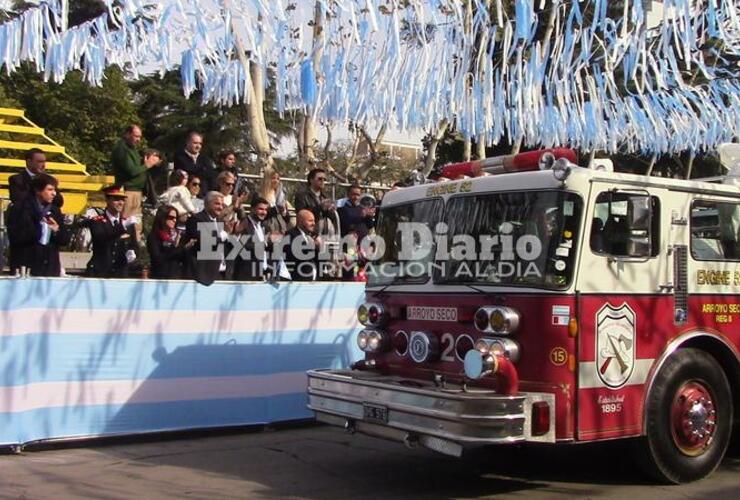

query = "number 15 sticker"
[550, 347, 568, 366]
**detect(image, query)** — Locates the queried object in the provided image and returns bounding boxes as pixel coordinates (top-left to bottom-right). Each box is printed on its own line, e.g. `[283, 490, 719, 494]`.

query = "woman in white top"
[158, 169, 197, 222]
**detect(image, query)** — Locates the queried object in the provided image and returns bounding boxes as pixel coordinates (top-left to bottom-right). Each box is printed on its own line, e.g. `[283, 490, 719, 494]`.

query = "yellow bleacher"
[0, 107, 114, 214]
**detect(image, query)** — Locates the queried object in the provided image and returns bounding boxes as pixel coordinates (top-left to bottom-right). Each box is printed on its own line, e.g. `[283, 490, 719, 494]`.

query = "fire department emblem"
[595, 303, 636, 389]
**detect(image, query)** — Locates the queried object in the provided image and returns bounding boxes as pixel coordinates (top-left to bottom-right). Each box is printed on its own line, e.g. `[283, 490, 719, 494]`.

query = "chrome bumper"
[307, 369, 555, 456]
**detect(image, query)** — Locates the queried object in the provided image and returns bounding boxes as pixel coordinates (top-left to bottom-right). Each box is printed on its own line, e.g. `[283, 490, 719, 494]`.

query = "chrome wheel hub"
[670, 381, 716, 457]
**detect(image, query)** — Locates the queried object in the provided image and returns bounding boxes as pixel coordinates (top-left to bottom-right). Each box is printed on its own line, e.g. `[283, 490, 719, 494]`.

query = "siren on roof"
[440, 148, 578, 180]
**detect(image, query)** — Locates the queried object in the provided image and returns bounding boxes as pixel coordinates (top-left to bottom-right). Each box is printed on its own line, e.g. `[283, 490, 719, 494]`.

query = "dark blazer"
[173, 150, 216, 193]
[233, 216, 271, 281]
[184, 211, 225, 286]
[147, 230, 187, 279]
[7, 172, 65, 273]
[83, 215, 139, 278]
[7, 197, 70, 276]
[282, 226, 319, 281]
[337, 203, 374, 239]
[294, 185, 328, 222]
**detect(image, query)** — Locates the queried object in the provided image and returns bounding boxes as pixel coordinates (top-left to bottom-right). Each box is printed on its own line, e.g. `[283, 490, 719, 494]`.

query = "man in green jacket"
[111, 124, 161, 242]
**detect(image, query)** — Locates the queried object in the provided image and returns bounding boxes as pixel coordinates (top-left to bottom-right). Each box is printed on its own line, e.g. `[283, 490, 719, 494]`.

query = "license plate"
[406, 306, 458, 322]
[363, 403, 388, 424]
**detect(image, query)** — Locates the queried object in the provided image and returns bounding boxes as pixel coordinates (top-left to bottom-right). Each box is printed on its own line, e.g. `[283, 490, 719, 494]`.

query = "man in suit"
[174, 132, 216, 194]
[281, 209, 322, 281]
[84, 186, 140, 278]
[7, 148, 64, 273]
[9, 148, 64, 207]
[233, 197, 272, 281]
[7, 174, 70, 276]
[184, 191, 229, 285]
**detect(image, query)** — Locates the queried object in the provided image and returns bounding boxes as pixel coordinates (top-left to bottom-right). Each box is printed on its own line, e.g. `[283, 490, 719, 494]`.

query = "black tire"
[636, 348, 732, 483]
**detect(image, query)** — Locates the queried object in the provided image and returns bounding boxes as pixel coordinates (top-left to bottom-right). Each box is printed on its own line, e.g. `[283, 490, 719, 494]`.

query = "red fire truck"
[307, 148, 739, 483]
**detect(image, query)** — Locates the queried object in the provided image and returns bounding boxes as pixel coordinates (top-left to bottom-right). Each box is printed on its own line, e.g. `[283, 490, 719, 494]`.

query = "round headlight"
[474, 337, 521, 363]
[490, 309, 506, 331]
[357, 305, 369, 325]
[368, 305, 380, 324]
[357, 330, 369, 351]
[488, 306, 520, 334]
[360, 303, 387, 326]
[367, 330, 389, 352]
[474, 308, 490, 332]
[474, 338, 491, 354]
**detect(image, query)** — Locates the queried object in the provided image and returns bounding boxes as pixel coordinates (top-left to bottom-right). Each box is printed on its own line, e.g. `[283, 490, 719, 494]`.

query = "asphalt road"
[1, 424, 739, 499]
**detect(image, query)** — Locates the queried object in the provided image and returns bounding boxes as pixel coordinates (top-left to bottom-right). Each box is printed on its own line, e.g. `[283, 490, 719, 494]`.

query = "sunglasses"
[225, 182, 235, 187]
[166, 215, 177, 221]
[191, 182, 200, 187]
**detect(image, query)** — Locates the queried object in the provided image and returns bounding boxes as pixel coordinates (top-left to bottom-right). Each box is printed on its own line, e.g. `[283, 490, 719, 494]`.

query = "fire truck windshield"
[367, 198, 444, 286]
[435, 191, 583, 289]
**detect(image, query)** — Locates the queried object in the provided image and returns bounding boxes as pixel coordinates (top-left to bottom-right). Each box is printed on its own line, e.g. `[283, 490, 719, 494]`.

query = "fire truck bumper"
[307, 369, 556, 457]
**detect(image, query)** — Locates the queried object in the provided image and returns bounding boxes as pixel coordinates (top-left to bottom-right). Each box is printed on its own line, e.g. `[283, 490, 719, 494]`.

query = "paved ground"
[1, 424, 739, 499]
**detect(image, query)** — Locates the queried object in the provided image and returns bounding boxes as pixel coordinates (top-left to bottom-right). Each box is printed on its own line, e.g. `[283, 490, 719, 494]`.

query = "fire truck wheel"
[637, 348, 732, 484]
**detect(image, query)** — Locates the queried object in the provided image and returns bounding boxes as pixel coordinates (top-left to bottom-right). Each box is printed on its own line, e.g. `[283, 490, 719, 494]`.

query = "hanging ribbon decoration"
[0, 0, 737, 155]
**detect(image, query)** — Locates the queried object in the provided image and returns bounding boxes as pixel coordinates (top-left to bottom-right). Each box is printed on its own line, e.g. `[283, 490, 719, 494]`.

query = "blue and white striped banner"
[0, 278, 364, 446]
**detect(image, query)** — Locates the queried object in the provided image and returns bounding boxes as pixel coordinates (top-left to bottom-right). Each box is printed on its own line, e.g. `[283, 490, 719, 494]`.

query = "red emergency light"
[441, 148, 578, 179]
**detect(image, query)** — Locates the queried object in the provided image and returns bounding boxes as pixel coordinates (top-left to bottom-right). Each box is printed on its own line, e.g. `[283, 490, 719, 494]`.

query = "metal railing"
[237, 173, 390, 202]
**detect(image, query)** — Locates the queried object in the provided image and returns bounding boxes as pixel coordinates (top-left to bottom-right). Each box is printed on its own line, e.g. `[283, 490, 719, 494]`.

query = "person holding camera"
[216, 171, 249, 226]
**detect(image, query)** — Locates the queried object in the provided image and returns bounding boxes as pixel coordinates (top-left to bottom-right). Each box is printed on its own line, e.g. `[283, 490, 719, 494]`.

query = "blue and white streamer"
[0, 0, 738, 155]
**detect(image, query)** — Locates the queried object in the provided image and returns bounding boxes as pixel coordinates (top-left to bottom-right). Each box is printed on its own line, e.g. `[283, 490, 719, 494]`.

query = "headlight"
[358, 303, 388, 327]
[473, 306, 520, 335]
[357, 330, 369, 350]
[474, 308, 490, 331]
[357, 305, 369, 325]
[357, 329, 389, 353]
[473, 337, 520, 362]
[489, 307, 519, 334]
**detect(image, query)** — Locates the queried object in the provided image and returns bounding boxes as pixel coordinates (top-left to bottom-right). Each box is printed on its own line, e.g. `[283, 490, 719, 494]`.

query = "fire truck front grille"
[307, 369, 555, 448]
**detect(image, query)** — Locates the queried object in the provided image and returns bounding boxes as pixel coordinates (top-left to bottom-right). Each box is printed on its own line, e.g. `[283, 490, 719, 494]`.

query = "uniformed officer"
[84, 186, 140, 278]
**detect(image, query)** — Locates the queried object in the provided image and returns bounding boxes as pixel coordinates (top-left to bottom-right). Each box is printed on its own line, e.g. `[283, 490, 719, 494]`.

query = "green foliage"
[0, 64, 140, 174]
[131, 69, 294, 171]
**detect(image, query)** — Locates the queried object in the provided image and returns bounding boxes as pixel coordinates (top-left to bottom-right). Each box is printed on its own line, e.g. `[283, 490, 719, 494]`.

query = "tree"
[131, 68, 294, 167]
[131, 70, 247, 163]
[0, 64, 140, 174]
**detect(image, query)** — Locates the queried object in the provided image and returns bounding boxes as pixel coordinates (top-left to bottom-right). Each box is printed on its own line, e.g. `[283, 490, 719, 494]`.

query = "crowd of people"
[4, 125, 380, 285]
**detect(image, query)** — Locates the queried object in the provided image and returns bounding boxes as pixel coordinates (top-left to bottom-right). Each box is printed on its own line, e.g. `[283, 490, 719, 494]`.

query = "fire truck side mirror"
[627, 196, 652, 258]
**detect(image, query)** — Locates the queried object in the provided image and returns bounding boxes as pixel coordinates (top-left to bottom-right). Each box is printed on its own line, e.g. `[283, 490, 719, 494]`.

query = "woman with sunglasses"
[147, 205, 192, 279]
[217, 170, 248, 228]
[187, 175, 204, 213]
